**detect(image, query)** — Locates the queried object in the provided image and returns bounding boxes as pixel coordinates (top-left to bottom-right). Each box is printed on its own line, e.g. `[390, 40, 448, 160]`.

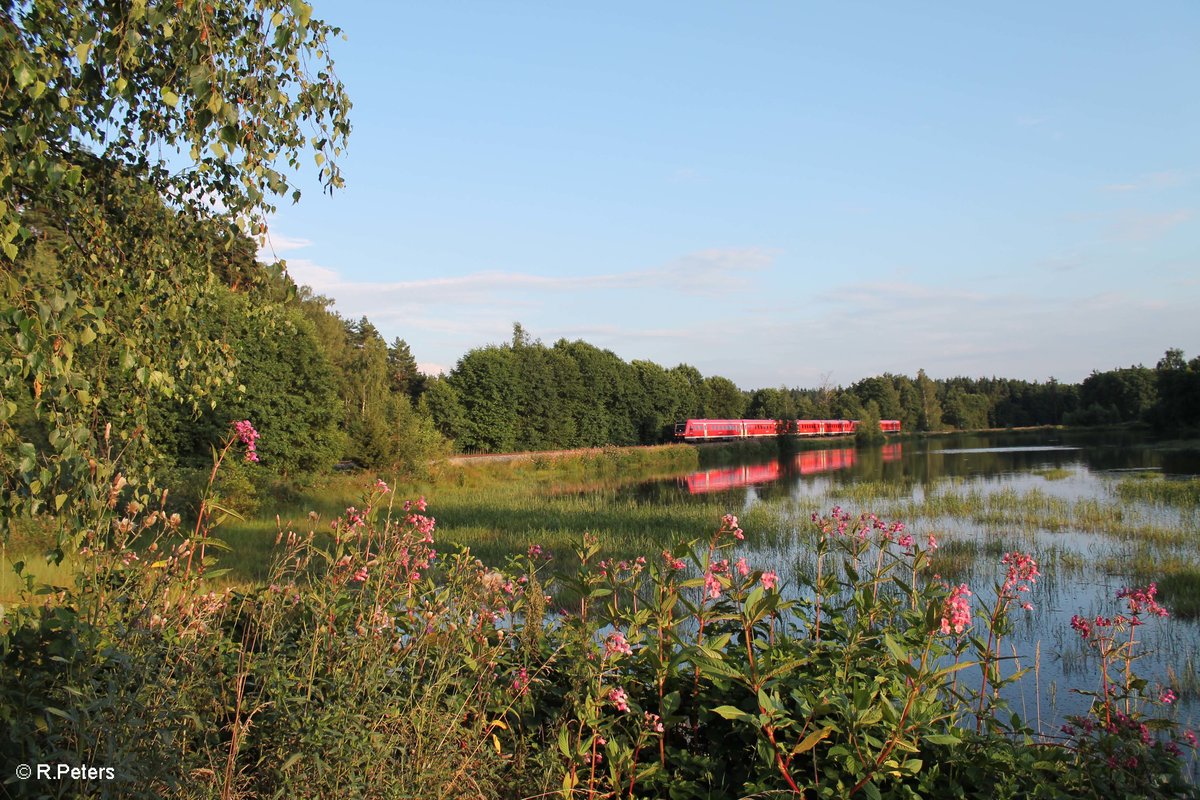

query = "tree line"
[423, 324, 1196, 453]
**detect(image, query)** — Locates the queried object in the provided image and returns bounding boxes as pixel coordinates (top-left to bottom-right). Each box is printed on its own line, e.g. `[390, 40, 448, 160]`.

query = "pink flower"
[513, 668, 530, 697]
[605, 631, 633, 658]
[761, 571, 778, 591]
[527, 544, 543, 559]
[1161, 689, 1177, 705]
[704, 570, 723, 600]
[608, 687, 629, 712]
[736, 557, 749, 577]
[662, 550, 686, 571]
[940, 584, 972, 635]
[927, 534, 939, 551]
[644, 712, 664, 732]
[234, 420, 259, 462]
[1117, 583, 1169, 619]
[1000, 552, 1040, 599]
[1071, 614, 1092, 639]
[375, 479, 389, 493]
[352, 566, 368, 582]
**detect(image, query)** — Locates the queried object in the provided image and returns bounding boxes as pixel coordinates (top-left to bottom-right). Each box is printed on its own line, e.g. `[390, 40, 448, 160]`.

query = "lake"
[625, 429, 1200, 744]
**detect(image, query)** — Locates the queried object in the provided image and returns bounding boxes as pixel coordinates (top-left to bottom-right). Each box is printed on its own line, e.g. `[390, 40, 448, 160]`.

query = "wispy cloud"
[1101, 170, 1189, 193]
[1036, 253, 1084, 273]
[256, 221, 315, 262]
[1107, 209, 1192, 242]
[280, 245, 778, 305]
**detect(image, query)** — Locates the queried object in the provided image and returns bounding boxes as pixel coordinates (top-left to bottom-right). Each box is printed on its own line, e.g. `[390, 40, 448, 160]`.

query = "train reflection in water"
[682, 444, 903, 494]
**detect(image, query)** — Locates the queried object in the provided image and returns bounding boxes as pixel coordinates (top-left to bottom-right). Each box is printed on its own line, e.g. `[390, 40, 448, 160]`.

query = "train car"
[793, 419, 826, 436]
[673, 419, 781, 441]
[675, 418, 901, 441]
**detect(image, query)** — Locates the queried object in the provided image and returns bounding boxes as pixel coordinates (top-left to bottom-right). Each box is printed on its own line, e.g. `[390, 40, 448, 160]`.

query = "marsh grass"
[1117, 474, 1200, 508]
[169, 461, 1200, 611]
[1168, 656, 1200, 700]
[930, 539, 979, 578]
[1034, 467, 1073, 481]
[1158, 570, 1200, 620]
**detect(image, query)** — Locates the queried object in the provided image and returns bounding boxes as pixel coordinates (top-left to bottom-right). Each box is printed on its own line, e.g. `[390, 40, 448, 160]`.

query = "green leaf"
[14, 63, 34, 89]
[923, 733, 961, 746]
[791, 726, 833, 756]
[161, 88, 180, 108]
[557, 725, 571, 758]
[710, 705, 753, 723]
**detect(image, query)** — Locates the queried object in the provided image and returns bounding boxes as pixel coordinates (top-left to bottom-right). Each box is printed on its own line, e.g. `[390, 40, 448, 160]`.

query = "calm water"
[635, 430, 1200, 745]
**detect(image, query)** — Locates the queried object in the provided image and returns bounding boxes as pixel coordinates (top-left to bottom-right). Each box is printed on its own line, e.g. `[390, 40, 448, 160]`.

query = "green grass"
[1033, 467, 1073, 481]
[0, 548, 80, 602]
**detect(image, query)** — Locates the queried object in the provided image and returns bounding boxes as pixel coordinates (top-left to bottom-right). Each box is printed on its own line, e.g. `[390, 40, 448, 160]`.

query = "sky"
[261, 1, 1199, 389]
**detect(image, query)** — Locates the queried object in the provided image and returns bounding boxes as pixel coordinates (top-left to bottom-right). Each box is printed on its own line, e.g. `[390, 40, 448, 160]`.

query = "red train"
[673, 418, 901, 442]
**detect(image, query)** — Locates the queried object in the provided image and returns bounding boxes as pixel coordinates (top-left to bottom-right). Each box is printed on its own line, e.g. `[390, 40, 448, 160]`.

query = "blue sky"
[262, 2, 1198, 388]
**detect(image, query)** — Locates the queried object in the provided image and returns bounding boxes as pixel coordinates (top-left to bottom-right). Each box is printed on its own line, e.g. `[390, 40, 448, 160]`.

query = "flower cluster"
[513, 667, 530, 697]
[704, 559, 729, 599]
[1116, 583, 1169, 621]
[604, 631, 633, 658]
[661, 550, 686, 572]
[720, 514, 745, 540]
[940, 583, 973, 635]
[234, 420, 259, 463]
[1000, 551, 1039, 611]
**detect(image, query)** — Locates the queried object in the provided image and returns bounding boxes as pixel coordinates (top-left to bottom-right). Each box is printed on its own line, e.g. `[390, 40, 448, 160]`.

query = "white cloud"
[282, 258, 341, 291]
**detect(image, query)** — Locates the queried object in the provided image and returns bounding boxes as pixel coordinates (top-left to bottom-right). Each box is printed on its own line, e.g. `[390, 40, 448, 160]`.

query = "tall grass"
[1117, 474, 1200, 508]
